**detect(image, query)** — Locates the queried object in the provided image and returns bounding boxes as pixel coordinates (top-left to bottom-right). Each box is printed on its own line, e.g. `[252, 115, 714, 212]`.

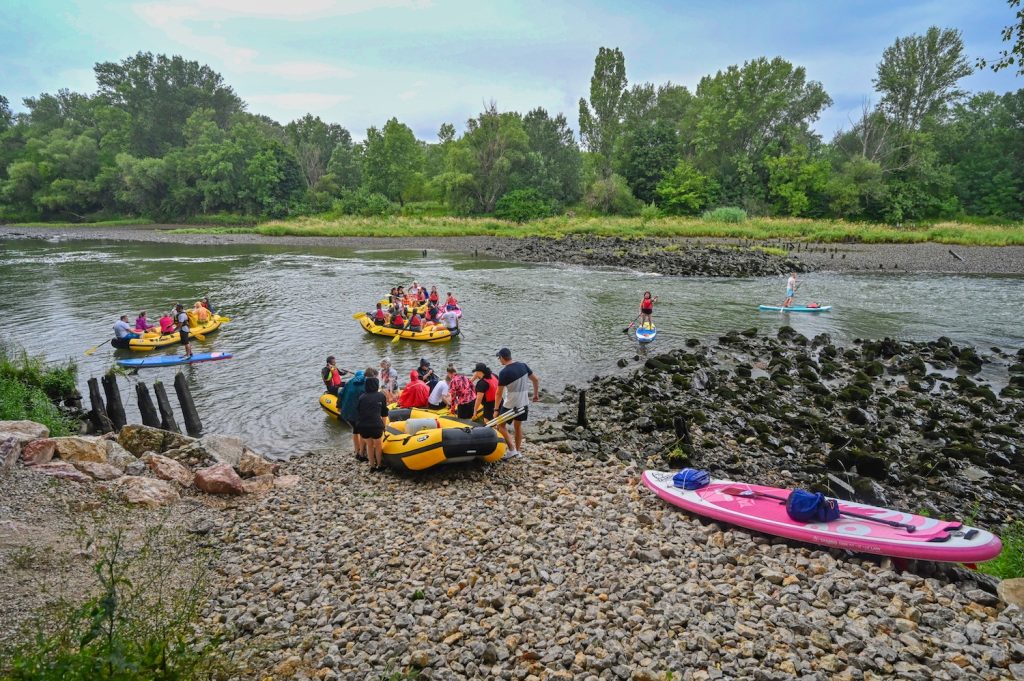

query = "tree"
[979, 0, 1024, 75]
[518, 107, 582, 205]
[578, 47, 627, 177]
[94, 52, 243, 156]
[825, 155, 886, 219]
[0, 95, 12, 131]
[284, 114, 352, 189]
[441, 104, 529, 213]
[584, 173, 640, 215]
[656, 160, 719, 214]
[766, 146, 831, 216]
[875, 27, 972, 131]
[362, 118, 422, 205]
[614, 84, 690, 204]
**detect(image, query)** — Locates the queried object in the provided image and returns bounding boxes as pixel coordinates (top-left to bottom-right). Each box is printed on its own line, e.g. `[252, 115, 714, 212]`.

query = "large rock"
[0, 420, 50, 445]
[194, 463, 245, 495]
[242, 474, 275, 494]
[103, 441, 137, 471]
[117, 424, 194, 457]
[238, 449, 278, 478]
[998, 578, 1024, 608]
[198, 434, 245, 467]
[113, 476, 180, 508]
[142, 453, 194, 487]
[21, 438, 56, 466]
[72, 461, 123, 481]
[52, 436, 107, 463]
[1, 437, 19, 471]
[31, 461, 91, 483]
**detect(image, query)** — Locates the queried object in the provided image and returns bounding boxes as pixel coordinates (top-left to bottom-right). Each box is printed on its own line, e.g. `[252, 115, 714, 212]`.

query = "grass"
[3, 218, 153, 228]
[0, 346, 78, 436]
[979, 521, 1024, 580]
[163, 214, 1024, 246]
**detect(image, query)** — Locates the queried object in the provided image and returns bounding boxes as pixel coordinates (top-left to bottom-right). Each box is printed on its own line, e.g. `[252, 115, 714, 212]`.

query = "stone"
[114, 476, 180, 508]
[0, 420, 49, 444]
[274, 475, 301, 489]
[242, 474, 275, 494]
[21, 438, 56, 466]
[238, 449, 278, 478]
[72, 461, 123, 481]
[1, 437, 19, 471]
[31, 461, 91, 483]
[104, 440, 137, 470]
[51, 436, 107, 463]
[997, 578, 1024, 608]
[194, 463, 245, 495]
[197, 434, 245, 467]
[117, 424, 194, 457]
[142, 453, 194, 487]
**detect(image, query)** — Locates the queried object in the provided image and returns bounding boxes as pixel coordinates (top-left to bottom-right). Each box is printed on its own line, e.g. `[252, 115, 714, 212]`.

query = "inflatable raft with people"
[356, 313, 457, 343]
[113, 314, 227, 351]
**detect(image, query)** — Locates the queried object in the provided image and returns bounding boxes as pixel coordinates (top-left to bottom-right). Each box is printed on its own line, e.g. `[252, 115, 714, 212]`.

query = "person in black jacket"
[356, 376, 389, 469]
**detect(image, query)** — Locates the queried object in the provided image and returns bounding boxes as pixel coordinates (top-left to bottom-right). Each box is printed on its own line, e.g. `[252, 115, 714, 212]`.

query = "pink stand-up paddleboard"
[642, 471, 1002, 563]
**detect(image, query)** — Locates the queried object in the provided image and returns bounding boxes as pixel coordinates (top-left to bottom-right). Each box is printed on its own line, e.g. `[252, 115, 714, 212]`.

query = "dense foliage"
[0, 346, 77, 436]
[2, 30, 1022, 225]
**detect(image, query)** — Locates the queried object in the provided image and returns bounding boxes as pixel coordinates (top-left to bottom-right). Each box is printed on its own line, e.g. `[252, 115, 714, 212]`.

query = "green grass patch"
[0, 347, 78, 436]
[979, 521, 1024, 580]
[167, 214, 1024, 246]
[3, 218, 153, 228]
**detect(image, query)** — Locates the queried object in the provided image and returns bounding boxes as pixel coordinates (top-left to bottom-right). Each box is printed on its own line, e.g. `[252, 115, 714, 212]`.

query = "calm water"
[2, 238, 1022, 458]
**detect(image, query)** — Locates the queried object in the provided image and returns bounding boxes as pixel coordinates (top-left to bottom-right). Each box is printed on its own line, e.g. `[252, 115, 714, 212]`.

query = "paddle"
[352, 312, 367, 319]
[391, 332, 401, 344]
[215, 315, 232, 323]
[622, 313, 642, 333]
[720, 487, 917, 533]
[84, 339, 111, 356]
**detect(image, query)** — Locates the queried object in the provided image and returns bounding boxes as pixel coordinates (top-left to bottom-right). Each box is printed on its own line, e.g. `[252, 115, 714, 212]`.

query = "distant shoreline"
[3, 224, 1024, 275]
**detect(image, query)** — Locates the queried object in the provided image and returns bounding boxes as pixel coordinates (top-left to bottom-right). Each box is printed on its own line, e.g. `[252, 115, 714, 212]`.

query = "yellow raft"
[378, 297, 429, 314]
[357, 314, 456, 343]
[382, 409, 506, 470]
[114, 314, 227, 351]
[320, 398, 479, 421]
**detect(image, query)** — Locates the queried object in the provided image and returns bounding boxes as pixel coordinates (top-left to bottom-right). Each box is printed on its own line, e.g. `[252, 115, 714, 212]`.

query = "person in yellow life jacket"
[321, 356, 351, 398]
[193, 301, 211, 323]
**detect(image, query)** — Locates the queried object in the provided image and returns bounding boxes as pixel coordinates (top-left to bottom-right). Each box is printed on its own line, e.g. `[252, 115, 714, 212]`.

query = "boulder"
[142, 453, 194, 487]
[21, 438, 56, 466]
[114, 476, 180, 508]
[51, 436, 107, 463]
[238, 450, 278, 478]
[117, 424, 194, 457]
[72, 461, 123, 481]
[998, 578, 1024, 608]
[274, 475, 301, 489]
[31, 461, 91, 483]
[104, 441, 137, 471]
[242, 474, 275, 494]
[1, 437, 19, 471]
[198, 434, 245, 467]
[194, 463, 245, 495]
[0, 420, 50, 445]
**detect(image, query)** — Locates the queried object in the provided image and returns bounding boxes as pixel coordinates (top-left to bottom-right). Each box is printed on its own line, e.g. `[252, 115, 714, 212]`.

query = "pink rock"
[114, 476, 180, 508]
[194, 463, 245, 495]
[21, 438, 56, 466]
[31, 461, 91, 483]
[238, 449, 279, 478]
[142, 453, 194, 487]
[241, 473, 275, 494]
[72, 461, 123, 481]
[274, 475, 301, 489]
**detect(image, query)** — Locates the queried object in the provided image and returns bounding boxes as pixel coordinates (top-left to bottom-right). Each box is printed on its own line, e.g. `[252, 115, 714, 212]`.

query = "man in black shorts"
[494, 348, 540, 459]
[174, 304, 193, 359]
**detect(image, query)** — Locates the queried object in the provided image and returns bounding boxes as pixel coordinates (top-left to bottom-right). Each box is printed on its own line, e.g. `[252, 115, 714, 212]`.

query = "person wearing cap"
[417, 358, 438, 390]
[494, 348, 540, 459]
[398, 369, 430, 408]
[378, 358, 399, 402]
[472, 363, 499, 421]
[321, 356, 351, 397]
[174, 303, 193, 360]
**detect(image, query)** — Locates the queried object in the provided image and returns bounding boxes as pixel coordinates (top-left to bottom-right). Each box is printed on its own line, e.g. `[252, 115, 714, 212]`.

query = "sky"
[1, 0, 1020, 143]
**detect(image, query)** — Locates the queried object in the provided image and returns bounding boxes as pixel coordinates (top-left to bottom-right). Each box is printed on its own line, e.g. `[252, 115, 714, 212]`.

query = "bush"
[0, 347, 77, 436]
[493, 189, 553, 223]
[583, 174, 641, 216]
[656, 160, 719, 215]
[979, 521, 1024, 580]
[639, 202, 662, 226]
[331, 189, 399, 217]
[702, 206, 748, 223]
[183, 213, 258, 227]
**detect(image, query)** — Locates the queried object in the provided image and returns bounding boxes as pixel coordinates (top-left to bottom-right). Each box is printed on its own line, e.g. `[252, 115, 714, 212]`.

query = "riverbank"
[5, 224, 1024, 275]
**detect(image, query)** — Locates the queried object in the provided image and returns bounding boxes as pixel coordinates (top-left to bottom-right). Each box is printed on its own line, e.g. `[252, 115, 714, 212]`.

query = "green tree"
[825, 155, 886, 219]
[579, 47, 628, 177]
[655, 159, 719, 214]
[441, 104, 529, 213]
[765, 146, 831, 216]
[875, 27, 972, 131]
[979, 0, 1024, 75]
[584, 173, 640, 215]
[518, 107, 582, 205]
[614, 83, 690, 204]
[363, 118, 422, 205]
[284, 114, 352, 189]
[0, 95, 12, 131]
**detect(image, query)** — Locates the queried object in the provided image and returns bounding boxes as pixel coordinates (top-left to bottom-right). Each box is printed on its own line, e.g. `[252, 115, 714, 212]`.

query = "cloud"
[133, 0, 432, 23]
[264, 61, 355, 80]
[246, 92, 351, 119]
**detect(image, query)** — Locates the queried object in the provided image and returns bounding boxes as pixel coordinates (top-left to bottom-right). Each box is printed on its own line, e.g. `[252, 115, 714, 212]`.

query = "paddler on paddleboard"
[783, 271, 797, 308]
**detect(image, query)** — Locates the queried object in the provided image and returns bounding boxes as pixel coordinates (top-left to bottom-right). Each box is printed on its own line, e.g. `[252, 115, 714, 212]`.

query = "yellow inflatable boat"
[357, 314, 456, 343]
[113, 314, 227, 351]
[382, 410, 506, 470]
[377, 297, 428, 314]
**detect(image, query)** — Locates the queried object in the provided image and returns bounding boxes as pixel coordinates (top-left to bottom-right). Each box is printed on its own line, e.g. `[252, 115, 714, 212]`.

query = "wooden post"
[576, 390, 587, 428]
[673, 416, 693, 447]
[101, 374, 127, 430]
[135, 383, 161, 428]
[87, 377, 114, 433]
[173, 372, 203, 437]
[153, 381, 181, 433]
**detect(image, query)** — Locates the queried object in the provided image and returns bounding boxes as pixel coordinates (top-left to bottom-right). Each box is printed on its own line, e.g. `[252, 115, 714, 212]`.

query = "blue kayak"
[759, 305, 832, 312]
[117, 352, 233, 369]
[636, 325, 657, 343]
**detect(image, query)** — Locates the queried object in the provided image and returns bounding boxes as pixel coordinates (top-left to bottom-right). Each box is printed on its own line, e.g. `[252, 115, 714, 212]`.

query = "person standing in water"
[783, 271, 798, 308]
[174, 304, 193, 360]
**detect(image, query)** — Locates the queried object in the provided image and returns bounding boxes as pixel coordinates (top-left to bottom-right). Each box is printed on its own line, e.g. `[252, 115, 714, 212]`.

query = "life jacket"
[484, 375, 498, 402]
[374, 309, 386, 321]
[328, 366, 343, 388]
[429, 291, 439, 303]
[159, 316, 174, 334]
[410, 314, 422, 327]
[392, 315, 405, 327]
[641, 298, 653, 312]
[194, 306, 210, 322]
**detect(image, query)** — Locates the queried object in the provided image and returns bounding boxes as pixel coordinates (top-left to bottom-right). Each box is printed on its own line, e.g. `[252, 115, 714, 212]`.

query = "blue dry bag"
[786, 489, 840, 523]
[672, 468, 710, 490]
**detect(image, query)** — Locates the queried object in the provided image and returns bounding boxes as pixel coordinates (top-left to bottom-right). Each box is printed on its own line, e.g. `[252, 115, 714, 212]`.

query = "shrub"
[493, 189, 552, 223]
[331, 189, 399, 217]
[656, 160, 719, 214]
[702, 206, 748, 223]
[0, 347, 77, 436]
[639, 202, 662, 226]
[979, 521, 1024, 580]
[583, 174, 641, 216]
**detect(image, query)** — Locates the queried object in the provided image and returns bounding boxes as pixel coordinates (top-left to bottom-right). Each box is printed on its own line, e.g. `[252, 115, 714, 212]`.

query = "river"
[1, 237, 1021, 458]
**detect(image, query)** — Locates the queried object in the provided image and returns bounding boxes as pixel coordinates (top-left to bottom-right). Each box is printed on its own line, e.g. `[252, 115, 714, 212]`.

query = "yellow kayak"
[114, 315, 227, 351]
[357, 314, 456, 343]
[382, 412, 506, 470]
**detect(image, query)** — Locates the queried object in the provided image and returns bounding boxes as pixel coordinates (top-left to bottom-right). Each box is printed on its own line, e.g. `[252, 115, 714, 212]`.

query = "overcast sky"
[2, 0, 1020, 143]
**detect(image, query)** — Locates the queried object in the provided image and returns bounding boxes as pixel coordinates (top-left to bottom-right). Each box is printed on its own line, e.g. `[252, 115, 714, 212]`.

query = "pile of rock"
[0, 420, 295, 508]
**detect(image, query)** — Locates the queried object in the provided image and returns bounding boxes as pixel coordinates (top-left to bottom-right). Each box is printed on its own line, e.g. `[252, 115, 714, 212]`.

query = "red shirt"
[398, 379, 430, 408]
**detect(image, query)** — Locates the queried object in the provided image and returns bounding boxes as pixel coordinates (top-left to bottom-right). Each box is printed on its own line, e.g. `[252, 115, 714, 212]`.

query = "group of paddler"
[93, 298, 220, 357]
[370, 282, 461, 334]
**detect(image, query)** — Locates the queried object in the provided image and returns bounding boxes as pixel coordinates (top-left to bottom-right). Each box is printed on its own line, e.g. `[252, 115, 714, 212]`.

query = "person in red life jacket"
[445, 292, 459, 311]
[639, 291, 658, 328]
[373, 303, 388, 325]
[429, 286, 439, 305]
[472, 363, 499, 420]
[391, 309, 406, 329]
[159, 311, 175, 335]
[321, 356, 350, 398]
[397, 369, 430, 408]
[407, 310, 423, 332]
